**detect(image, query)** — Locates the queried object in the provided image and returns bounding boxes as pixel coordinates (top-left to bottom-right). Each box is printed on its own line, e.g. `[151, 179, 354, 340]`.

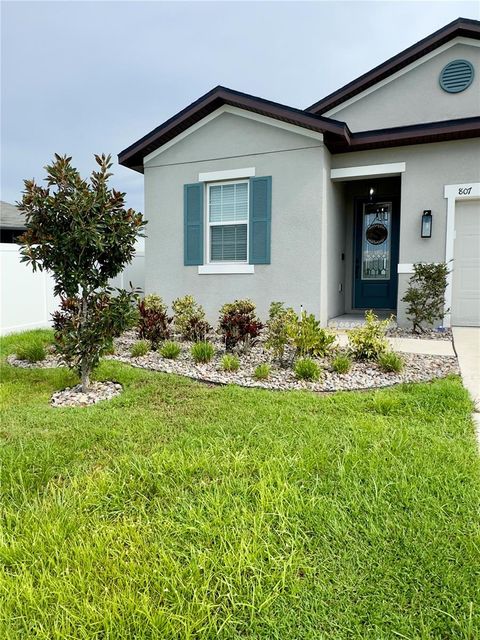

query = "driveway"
[452, 327, 480, 441]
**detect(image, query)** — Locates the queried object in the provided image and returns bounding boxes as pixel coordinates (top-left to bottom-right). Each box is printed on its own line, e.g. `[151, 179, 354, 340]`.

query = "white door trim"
[330, 162, 406, 181]
[443, 182, 480, 327]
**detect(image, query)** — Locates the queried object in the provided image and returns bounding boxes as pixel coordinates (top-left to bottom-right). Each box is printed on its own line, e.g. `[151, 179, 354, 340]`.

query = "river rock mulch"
[51, 381, 122, 408]
[6, 354, 66, 369]
[386, 327, 452, 341]
[109, 331, 459, 393]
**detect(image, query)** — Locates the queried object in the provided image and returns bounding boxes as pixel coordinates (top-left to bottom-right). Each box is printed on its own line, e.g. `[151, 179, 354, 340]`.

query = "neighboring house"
[119, 17, 480, 327]
[0, 201, 25, 243]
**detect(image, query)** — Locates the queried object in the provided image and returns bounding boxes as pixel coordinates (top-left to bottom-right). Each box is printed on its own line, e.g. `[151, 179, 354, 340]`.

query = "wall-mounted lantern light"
[421, 210, 432, 238]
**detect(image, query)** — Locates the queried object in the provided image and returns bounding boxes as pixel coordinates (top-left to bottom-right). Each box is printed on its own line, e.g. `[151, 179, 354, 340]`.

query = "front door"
[354, 197, 400, 310]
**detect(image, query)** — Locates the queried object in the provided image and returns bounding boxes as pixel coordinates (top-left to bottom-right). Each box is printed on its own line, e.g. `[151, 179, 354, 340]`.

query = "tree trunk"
[80, 291, 90, 393]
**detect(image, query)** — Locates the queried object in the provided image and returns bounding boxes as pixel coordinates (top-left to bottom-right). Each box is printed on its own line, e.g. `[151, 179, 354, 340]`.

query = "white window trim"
[204, 179, 250, 270]
[198, 264, 254, 275]
[198, 167, 255, 182]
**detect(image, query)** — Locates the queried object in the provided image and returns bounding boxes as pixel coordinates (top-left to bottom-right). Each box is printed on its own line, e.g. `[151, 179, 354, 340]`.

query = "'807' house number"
[458, 186, 473, 195]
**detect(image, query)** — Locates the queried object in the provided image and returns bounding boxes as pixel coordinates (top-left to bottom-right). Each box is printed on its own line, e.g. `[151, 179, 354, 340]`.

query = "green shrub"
[191, 341, 215, 364]
[287, 311, 335, 357]
[221, 354, 240, 372]
[253, 363, 271, 380]
[402, 262, 449, 333]
[218, 299, 263, 352]
[130, 340, 150, 357]
[265, 301, 297, 364]
[101, 339, 115, 356]
[143, 294, 167, 314]
[294, 358, 321, 381]
[172, 295, 210, 340]
[378, 351, 404, 373]
[160, 341, 181, 360]
[348, 310, 391, 361]
[15, 339, 47, 363]
[331, 353, 352, 374]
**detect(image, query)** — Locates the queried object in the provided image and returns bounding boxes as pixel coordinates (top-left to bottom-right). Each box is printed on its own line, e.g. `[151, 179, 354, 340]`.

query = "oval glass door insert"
[362, 202, 392, 280]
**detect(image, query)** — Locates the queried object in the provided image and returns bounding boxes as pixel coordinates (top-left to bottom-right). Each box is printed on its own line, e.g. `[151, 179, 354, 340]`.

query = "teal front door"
[354, 197, 400, 310]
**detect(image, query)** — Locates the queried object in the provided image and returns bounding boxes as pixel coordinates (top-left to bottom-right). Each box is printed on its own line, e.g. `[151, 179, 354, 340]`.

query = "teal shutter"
[184, 183, 204, 265]
[249, 176, 272, 264]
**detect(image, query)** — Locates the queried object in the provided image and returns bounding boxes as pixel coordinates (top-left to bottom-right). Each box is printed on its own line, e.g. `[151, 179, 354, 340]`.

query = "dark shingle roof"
[0, 201, 25, 230]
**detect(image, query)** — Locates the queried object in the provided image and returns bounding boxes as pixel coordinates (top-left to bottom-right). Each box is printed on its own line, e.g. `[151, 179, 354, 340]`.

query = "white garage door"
[451, 199, 480, 327]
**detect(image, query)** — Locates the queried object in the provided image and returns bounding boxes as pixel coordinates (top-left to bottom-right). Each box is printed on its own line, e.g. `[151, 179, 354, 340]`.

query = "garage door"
[451, 199, 480, 327]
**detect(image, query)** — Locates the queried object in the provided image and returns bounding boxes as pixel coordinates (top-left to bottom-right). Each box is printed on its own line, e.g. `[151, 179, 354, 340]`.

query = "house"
[0, 201, 26, 243]
[119, 17, 480, 328]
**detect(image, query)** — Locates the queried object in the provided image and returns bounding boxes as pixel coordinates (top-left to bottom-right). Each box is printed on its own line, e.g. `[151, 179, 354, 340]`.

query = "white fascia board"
[198, 167, 255, 182]
[198, 264, 254, 275]
[324, 37, 480, 117]
[331, 162, 406, 181]
[143, 105, 323, 165]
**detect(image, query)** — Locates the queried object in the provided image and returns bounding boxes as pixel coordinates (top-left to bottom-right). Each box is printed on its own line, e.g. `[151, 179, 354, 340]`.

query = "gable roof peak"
[307, 16, 480, 115]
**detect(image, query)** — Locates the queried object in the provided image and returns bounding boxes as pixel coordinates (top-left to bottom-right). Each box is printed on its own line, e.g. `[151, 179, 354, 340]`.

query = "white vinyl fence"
[0, 244, 145, 336]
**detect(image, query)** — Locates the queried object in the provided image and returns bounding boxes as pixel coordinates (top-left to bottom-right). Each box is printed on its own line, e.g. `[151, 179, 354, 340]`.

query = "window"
[207, 181, 248, 263]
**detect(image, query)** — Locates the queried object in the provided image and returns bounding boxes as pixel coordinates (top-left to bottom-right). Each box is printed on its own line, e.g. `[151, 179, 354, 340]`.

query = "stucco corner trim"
[331, 162, 406, 181]
[198, 167, 255, 182]
[198, 264, 255, 275]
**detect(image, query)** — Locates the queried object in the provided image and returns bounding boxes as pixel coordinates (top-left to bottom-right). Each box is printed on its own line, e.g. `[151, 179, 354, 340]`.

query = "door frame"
[443, 182, 480, 327]
[352, 195, 400, 311]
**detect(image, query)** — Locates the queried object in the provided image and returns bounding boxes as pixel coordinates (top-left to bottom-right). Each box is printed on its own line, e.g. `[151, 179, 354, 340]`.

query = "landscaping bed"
[110, 329, 458, 392]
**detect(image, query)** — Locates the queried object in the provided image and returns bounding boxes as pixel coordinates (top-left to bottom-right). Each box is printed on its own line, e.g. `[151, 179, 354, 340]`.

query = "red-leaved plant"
[218, 299, 263, 352]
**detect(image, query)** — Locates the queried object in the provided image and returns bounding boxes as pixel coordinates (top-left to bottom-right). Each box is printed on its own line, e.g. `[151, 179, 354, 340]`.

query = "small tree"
[402, 263, 449, 333]
[19, 153, 146, 390]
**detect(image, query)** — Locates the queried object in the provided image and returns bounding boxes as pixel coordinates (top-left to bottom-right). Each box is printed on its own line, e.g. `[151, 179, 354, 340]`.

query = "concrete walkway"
[452, 327, 480, 442]
[335, 332, 455, 356]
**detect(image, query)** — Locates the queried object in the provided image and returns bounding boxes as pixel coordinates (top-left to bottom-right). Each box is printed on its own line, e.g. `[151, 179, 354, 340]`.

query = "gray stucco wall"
[331, 138, 480, 325]
[143, 112, 325, 322]
[327, 41, 480, 131]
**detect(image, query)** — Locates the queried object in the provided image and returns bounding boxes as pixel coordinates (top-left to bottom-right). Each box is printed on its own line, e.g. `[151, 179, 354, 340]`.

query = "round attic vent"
[439, 59, 474, 93]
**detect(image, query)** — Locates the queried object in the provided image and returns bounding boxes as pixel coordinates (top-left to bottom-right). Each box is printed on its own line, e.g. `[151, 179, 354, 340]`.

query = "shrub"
[265, 301, 297, 364]
[191, 341, 215, 364]
[287, 311, 335, 357]
[102, 339, 115, 356]
[172, 295, 210, 340]
[218, 299, 263, 352]
[15, 339, 47, 363]
[331, 353, 352, 374]
[52, 291, 138, 382]
[402, 263, 449, 333]
[253, 363, 271, 380]
[221, 354, 240, 372]
[160, 340, 181, 360]
[378, 351, 404, 373]
[185, 317, 212, 342]
[19, 153, 146, 391]
[137, 299, 172, 347]
[143, 294, 167, 314]
[294, 358, 321, 381]
[130, 340, 150, 357]
[348, 310, 391, 361]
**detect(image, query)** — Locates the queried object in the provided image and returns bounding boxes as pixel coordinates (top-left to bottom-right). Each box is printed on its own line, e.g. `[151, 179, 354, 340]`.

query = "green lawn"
[1, 331, 479, 639]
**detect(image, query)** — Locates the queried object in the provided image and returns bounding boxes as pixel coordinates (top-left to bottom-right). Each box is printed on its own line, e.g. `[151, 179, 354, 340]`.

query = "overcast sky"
[2, 1, 479, 213]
